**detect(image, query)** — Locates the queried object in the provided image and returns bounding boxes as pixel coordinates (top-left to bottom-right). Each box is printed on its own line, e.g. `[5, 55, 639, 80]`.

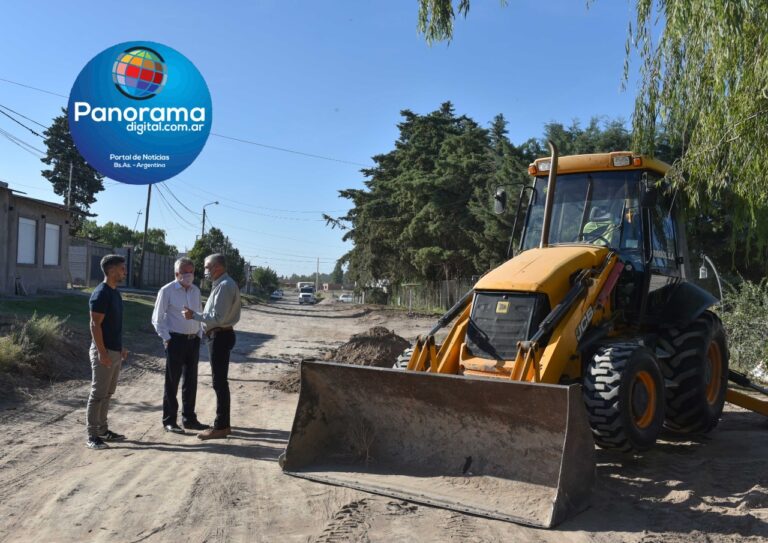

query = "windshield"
[520, 171, 642, 252]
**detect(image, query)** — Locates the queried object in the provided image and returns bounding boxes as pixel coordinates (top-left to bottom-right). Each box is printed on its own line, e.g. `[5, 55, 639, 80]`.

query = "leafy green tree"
[40, 108, 104, 232]
[251, 266, 279, 292]
[76, 220, 177, 256]
[330, 103, 666, 286]
[331, 260, 345, 284]
[629, 1, 768, 275]
[188, 227, 246, 286]
[415, 0, 768, 277]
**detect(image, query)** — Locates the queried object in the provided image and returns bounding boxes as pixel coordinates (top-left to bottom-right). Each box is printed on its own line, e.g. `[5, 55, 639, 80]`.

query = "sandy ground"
[0, 295, 767, 542]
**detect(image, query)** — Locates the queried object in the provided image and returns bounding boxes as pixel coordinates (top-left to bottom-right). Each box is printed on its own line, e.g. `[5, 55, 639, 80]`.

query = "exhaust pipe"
[540, 140, 559, 249]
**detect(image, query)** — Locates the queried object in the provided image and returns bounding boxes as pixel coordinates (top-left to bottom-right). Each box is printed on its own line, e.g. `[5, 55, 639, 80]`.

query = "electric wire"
[0, 107, 42, 137]
[0, 78, 371, 168]
[0, 103, 49, 129]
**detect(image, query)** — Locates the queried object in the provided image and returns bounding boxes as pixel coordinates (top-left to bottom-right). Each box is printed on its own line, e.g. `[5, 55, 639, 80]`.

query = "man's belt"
[170, 332, 200, 340]
[206, 326, 234, 338]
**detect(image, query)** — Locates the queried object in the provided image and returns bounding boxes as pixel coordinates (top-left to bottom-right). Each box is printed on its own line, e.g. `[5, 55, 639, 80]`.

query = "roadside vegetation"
[720, 279, 768, 378]
[0, 312, 68, 377]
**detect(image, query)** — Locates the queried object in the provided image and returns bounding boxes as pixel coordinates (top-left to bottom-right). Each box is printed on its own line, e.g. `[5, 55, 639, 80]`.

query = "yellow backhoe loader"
[280, 144, 768, 528]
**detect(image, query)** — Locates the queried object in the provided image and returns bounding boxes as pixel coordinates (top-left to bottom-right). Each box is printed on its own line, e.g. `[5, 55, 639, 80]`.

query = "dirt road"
[1, 297, 767, 542]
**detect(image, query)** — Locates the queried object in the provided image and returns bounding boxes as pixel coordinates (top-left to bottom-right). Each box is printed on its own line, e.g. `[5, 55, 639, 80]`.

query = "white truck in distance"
[298, 285, 316, 305]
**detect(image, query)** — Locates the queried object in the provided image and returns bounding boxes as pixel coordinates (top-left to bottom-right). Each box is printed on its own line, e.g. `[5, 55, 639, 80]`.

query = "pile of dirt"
[328, 326, 410, 368]
[269, 327, 410, 394]
[271, 363, 301, 393]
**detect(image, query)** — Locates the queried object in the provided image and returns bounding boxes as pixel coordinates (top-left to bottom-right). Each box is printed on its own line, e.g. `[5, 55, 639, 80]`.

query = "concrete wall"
[1, 188, 71, 295]
[0, 188, 10, 295]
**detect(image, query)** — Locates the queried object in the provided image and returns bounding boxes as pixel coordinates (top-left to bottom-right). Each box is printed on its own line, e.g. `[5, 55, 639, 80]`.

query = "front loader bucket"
[281, 361, 595, 528]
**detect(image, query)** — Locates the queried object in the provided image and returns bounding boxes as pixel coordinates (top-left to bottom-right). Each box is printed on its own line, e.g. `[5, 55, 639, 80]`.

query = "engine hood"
[474, 246, 609, 305]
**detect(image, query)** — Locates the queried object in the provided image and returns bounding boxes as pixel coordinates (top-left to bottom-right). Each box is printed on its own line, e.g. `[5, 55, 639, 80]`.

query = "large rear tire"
[583, 343, 666, 452]
[659, 310, 729, 433]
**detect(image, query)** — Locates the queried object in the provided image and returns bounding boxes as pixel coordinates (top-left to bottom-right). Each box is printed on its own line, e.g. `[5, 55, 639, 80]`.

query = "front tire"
[659, 311, 729, 434]
[584, 343, 666, 452]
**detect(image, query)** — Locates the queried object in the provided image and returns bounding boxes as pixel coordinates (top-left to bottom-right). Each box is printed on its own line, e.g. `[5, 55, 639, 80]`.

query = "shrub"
[719, 279, 768, 379]
[13, 312, 66, 355]
[0, 336, 24, 372]
[0, 312, 67, 373]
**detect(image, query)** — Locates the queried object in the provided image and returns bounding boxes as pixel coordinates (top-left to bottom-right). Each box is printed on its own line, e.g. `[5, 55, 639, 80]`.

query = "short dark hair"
[100, 254, 126, 275]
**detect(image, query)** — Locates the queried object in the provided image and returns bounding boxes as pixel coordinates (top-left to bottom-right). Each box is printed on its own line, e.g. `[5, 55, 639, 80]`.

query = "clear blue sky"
[0, 0, 639, 276]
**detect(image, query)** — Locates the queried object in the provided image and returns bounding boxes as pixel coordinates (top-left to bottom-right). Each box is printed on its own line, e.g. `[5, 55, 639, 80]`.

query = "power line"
[229, 240, 339, 260]
[0, 107, 43, 137]
[155, 183, 198, 228]
[0, 127, 45, 157]
[0, 77, 371, 168]
[0, 77, 68, 98]
[0, 104, 48, 129]
[210, 132, 369, 167]
[159, 181, 201, 215]
[211, 219, 344, 248]
[170, 178, 348, 214]
[0, 78, 371, 168]
[241, 253, 335, 264]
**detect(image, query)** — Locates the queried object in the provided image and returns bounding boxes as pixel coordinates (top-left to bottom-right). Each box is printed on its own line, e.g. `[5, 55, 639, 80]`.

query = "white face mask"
[204, 269, 212, 280]
[178, 273, 194, 287]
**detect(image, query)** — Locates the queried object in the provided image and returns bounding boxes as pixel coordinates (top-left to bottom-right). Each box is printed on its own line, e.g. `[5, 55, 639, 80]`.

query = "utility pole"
[66, 162, 73, 209]
[132, 209, 143, 232]
[202, 201, 219, 238]
[315, 257, 319, 293]
[137, 185, 152, 289]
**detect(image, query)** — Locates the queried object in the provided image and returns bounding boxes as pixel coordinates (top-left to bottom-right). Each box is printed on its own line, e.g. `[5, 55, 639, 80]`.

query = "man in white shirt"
[152, 257, 207, 433]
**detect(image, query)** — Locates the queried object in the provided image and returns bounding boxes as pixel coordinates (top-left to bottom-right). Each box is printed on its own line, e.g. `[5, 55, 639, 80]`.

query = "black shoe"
[183, 420, 210, 431]
[87, 436, 109, 449]
[164, 424, 185, 434]
[99, 430, 126, 442]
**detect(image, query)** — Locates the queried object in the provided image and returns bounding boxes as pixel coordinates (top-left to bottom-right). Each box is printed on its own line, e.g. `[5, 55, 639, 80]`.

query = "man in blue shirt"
[86, 254, 129, 449]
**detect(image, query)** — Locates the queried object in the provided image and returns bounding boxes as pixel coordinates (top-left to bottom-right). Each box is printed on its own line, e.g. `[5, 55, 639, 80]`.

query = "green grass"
[0, 292, 155, 338]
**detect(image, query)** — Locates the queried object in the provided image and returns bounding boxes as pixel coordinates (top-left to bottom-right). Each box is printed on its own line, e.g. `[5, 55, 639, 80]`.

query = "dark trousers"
[163, 334, 201, 426]
[207, 329, 236, 429]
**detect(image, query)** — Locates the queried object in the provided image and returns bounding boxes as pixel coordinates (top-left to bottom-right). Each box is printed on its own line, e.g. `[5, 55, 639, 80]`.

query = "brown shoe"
[197, 427, 231, 440]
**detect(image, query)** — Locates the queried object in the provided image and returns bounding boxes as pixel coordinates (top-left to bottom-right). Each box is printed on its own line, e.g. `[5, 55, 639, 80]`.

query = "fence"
[137, 251, 175, 289]
[388, 279, 474, 312]
[69, 239, 116, 287]
[68, 238, 174, 289]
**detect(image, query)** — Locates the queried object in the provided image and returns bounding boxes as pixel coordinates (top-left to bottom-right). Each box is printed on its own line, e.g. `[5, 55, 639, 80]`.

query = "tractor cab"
[502, 152, 689, 324]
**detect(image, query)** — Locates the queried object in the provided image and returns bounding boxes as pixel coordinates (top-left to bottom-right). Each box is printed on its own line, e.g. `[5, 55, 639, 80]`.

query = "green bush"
[0, 336, 24, 372]
[719, 279, 768, 378]
[0, 312, 67, 373]
[13, 312, 66, 355]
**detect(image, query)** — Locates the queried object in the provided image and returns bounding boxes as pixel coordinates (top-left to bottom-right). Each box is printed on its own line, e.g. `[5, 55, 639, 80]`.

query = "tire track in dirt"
[313, 498, 372, 543]
[441, 511, 488, 542]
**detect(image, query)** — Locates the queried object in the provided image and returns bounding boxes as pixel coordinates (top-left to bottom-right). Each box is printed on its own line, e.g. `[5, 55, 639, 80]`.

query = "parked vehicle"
[338, 293, 354, 303]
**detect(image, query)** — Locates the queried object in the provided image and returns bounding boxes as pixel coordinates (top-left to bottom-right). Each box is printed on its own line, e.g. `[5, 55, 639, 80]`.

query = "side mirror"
[639, 173, 657, 207]
[494, 187, 507, 214]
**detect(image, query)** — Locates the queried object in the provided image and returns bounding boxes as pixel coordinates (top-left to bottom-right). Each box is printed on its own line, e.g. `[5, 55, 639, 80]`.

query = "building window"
[44, 223, 61, 266]
[17, 217, 36, 265]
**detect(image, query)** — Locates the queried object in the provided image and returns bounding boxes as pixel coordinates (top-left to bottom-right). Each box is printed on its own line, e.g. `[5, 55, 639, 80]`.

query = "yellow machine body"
[281, 151, 767, 529]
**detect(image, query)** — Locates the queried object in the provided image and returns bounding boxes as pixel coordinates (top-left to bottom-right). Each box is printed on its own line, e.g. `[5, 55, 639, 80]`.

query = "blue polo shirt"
[89, 282, 123, 351]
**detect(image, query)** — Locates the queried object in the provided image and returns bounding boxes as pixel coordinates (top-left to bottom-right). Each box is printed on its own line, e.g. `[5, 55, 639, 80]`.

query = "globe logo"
[112, 47, 167, 100]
